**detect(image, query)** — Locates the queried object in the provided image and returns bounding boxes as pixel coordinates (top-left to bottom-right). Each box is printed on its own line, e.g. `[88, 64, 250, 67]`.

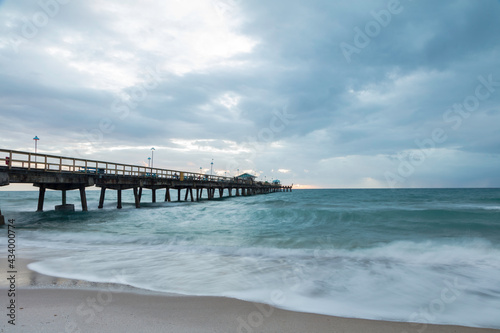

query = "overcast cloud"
[1, 0, 499, 188]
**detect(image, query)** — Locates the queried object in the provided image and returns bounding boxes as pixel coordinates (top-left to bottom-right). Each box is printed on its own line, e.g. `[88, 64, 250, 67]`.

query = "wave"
[4, 188, 500, 329]
[25, 239, 500, 328]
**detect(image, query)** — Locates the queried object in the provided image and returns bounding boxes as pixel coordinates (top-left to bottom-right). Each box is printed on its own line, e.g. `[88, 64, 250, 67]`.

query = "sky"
[1, 0, 500, 189]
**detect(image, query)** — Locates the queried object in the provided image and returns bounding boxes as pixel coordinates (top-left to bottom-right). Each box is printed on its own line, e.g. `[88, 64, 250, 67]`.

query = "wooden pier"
[0, 149, 292, 221]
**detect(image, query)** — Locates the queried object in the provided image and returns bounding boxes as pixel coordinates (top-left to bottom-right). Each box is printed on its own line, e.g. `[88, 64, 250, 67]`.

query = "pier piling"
[165, 187, 171, 202]
[133, 187, 141, 208]
[37, 185, 46, 212]
[117, 189, 122, 209]
[98, 187, 106, 209]
[80, 186, 88, 211]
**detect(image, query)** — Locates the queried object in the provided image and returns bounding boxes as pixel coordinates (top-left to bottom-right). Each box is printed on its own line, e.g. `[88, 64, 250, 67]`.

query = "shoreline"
[2, 258, 500, 332]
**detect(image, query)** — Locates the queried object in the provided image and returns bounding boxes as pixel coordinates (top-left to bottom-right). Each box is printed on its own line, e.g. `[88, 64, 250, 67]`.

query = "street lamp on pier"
[151, 147, 155, 168]
[33, 136, 40, 154]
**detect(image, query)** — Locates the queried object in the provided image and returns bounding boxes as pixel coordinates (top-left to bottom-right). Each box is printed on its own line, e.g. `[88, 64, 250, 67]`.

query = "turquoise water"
[1, 188, 500, 328]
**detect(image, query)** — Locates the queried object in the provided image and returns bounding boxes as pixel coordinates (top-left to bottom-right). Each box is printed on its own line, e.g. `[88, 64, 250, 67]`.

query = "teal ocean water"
[1, 188, 500, 328]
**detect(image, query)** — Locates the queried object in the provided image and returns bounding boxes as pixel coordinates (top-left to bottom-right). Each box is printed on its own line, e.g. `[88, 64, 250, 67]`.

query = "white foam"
[24, 239, 500, 329]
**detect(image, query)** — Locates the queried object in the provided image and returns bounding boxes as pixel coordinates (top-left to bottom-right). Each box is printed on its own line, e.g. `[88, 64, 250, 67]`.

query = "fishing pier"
[0, 149, 292, 222]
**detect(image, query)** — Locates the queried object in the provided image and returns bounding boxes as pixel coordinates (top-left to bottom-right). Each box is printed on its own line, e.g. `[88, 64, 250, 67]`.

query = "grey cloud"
[1, 0, 499, 187]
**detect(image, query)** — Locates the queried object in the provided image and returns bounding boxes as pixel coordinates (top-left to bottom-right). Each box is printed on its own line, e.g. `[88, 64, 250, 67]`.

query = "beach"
[1, 189, 500, 331]
[2, 259, 500, 333]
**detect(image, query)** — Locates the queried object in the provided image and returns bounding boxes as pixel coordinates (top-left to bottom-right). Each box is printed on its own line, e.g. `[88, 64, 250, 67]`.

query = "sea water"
[0, 188, 499, 328]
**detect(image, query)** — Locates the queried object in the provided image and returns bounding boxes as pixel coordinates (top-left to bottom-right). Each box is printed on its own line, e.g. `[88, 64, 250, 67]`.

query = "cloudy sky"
[1, 0, 499, 188]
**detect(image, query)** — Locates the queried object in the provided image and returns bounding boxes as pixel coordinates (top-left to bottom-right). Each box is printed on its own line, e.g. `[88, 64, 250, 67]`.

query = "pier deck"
[0, 149, 291, 221]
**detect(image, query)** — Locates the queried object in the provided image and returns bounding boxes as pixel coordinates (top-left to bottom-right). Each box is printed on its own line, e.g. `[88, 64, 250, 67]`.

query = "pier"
[0, 149, 291, 222]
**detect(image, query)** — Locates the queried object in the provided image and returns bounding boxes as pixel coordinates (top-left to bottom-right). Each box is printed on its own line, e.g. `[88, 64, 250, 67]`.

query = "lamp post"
[33, 136, 40, 166]
[151, 147, 155, 168]
[148, 157, 151, 167]
[33, 136, 40, 154]
[210, 159, 213, 178]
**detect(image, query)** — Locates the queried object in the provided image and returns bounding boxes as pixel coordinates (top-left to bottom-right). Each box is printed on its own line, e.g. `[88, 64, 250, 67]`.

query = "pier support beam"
[117, 189, 122, 209]
[0, 209, 5, 226]
[37, 185, 46, 212]
[55, 190, 75, 211]
[152, 189, 156, 203]
[178, 188, 181, 202]
[98, 187, 106, 209]
[190, 188, 194, 202]
[165, 187, 171, 202]
[133, 187, 141, 208]
[79, 186, 88, 212]
[219, 188, 223, 198]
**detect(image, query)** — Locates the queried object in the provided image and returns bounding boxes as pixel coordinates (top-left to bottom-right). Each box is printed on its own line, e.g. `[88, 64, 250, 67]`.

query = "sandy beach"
[1, 259, 499, 333]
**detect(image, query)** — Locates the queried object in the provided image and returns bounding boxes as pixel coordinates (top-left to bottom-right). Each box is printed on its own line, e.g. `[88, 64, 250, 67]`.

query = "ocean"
[1, 188, 499, 329]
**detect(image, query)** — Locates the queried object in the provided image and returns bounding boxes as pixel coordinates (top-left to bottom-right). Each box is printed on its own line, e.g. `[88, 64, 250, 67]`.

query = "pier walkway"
[0, 149, 291, 221]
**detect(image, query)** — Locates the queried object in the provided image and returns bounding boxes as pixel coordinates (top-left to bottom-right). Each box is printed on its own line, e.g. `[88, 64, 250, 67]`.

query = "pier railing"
[0, 149, 260, 185]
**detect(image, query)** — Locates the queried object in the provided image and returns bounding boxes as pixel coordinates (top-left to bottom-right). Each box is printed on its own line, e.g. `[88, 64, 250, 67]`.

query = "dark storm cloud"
[0, 0, 499, 187]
